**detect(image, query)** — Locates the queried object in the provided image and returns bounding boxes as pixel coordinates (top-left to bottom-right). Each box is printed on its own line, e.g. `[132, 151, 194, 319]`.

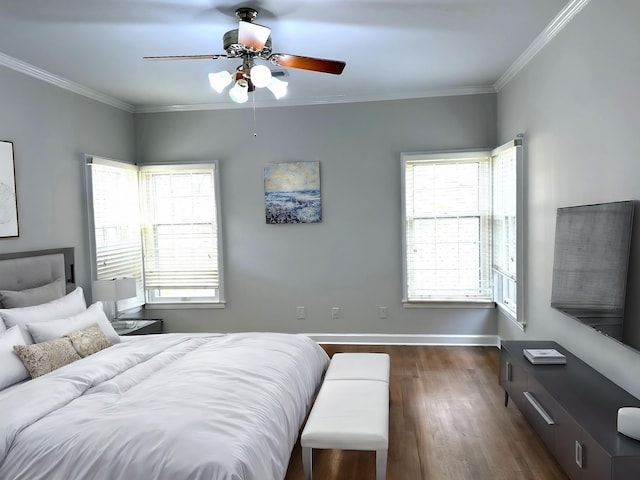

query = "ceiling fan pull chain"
[252, 91, 258, 137]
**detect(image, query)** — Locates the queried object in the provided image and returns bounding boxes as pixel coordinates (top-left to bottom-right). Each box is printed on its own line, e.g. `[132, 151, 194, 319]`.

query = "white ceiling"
[0, 0, 576, 112]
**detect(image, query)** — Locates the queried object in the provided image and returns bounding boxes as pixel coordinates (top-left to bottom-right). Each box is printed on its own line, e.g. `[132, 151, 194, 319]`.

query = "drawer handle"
[575, 440, 583, 468]
[505, 361, 512, 382]
[523, 391, 555, 425]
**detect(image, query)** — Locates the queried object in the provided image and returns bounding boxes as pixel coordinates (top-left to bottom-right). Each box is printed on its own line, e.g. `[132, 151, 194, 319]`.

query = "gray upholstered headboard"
[0, 248, 76, 293]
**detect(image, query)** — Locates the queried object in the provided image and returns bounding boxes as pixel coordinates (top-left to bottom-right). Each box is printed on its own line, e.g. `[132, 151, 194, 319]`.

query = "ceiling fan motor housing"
[223, 29, 272, 58]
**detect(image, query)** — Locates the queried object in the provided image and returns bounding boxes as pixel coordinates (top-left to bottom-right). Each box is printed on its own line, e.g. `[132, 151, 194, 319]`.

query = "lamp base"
[99, 301, 117, 322]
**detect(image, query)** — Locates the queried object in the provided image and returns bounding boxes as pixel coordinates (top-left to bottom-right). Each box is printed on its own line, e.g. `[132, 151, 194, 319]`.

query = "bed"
[0, 248, 329, 480]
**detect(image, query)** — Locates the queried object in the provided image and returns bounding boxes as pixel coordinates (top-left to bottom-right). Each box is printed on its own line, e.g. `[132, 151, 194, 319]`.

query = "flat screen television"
[551, 200, 635, 346]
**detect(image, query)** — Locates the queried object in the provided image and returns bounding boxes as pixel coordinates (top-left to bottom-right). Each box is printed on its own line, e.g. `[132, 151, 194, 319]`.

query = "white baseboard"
[305, 333, 500, 347]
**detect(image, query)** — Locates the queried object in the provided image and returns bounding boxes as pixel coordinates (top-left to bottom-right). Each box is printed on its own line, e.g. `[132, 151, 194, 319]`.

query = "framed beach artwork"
[264, 161, 321, 224]
[0, 140, 18, 238]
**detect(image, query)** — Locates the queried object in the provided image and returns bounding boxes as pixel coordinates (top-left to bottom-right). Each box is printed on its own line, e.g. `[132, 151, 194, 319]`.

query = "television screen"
[551, 201, 634, 343]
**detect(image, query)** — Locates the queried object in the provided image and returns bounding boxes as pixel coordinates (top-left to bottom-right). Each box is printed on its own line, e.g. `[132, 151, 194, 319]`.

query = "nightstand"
[112, 319, 163, 336]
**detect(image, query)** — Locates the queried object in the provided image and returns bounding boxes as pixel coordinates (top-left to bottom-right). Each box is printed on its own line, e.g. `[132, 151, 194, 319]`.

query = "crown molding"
[494, 0, 591, 91]
[0, 52, 134, 112]
[134, 86, 497, 114]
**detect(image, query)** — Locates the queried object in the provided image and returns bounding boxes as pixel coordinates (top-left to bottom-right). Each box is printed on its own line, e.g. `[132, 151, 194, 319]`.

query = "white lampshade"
[92, 278, 137, 302]
[267, 77, 288, 99]
[92, 278, 137, 320]
[250, 64, 272, 88]
[229, 80, 249, 103]
[208, 71, 233, 93]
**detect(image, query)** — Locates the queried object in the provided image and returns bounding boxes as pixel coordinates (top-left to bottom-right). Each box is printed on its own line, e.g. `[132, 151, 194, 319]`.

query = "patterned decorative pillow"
[66, 323, 112, 357]
[13, 337, 81, 378]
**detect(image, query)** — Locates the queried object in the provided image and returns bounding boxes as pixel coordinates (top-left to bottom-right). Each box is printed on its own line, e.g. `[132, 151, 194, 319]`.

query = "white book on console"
[523, 348, 566, 364]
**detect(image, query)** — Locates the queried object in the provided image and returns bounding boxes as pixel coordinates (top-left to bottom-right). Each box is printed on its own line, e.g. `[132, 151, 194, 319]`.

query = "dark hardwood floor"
[284, 344, 569, 480]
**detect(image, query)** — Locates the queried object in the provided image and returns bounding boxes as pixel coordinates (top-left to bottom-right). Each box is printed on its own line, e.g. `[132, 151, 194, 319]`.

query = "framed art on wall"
[0, 140, 18, 238]
[264, 161, 321, 224]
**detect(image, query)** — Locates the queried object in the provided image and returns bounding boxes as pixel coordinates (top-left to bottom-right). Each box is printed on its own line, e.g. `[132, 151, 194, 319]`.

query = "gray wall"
[135, 95, 498, 337]
[0, 66, 135, 289]
[497, 0, 640, 397]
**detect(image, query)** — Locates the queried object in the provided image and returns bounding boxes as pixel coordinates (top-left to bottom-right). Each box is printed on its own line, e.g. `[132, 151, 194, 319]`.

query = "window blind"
[492, 146, 517, 280]
[139, 164, 221, 303]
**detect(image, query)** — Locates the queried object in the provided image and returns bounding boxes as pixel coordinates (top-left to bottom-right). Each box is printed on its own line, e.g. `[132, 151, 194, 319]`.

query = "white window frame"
[85, 156, 225, 309]
[401, 150, 493, 307]
[491, 138, 525, 329]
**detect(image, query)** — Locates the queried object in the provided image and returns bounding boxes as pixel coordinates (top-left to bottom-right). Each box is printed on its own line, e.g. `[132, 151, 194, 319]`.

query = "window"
[85, 157, 224, 308]
[401, 140, 524, 328]
[402, 151, 492, 303]
[492, 139, 524, 327]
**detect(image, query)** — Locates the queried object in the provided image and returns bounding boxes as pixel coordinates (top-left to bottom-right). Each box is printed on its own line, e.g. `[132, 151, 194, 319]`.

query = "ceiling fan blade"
[143, 54, 226, 61]
[269, 54, 346, 75]
[238, 21, 271, 50]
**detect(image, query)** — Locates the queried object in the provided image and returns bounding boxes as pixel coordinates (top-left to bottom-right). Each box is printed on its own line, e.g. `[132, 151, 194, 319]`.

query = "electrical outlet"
[331, 307, 340, 320]
[296, 306, 306, 320]
[379, 306, 388, 319]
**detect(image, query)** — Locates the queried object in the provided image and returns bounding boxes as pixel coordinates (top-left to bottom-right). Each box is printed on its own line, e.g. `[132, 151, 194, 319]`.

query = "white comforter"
[0, 332, 329, 480]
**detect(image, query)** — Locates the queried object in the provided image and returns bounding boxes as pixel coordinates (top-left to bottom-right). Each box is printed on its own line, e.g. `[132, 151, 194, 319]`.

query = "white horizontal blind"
[492, 147, 517, 278]
[85, 158, 144, 311]
[139, 164, 221, 303]
[402, 152, 491, 302]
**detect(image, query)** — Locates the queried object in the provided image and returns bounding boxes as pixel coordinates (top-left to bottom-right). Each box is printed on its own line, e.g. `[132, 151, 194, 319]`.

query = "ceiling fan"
[144, 7, 346, 103]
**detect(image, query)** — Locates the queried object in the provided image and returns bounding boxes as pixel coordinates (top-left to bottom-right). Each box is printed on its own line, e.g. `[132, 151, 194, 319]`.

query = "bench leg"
[376, 449, 387, 480]
[302, 446, 313, 480]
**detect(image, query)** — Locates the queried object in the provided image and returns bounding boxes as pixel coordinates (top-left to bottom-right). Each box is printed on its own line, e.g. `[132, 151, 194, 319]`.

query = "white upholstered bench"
[301, 353, 390, 480]
[323, 352, 390, 383]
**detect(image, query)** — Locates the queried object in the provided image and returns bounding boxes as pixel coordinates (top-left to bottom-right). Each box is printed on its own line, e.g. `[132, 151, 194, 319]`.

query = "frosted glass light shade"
[250, 64, 272, 88]
[208, 71, 233, 93]
[229, 80, 249, 103]
[267, 77, 288, 99]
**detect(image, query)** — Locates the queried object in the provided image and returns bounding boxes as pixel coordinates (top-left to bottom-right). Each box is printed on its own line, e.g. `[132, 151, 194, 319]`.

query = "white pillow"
[0, 317, 5, 333]
[0, 287, 87, 344]
[0, 326, 30, 390]
[27, 302, 120, 345]
[0, 277, 66, 309]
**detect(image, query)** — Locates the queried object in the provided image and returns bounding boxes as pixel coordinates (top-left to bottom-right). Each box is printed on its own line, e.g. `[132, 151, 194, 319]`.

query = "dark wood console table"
[500, 340, 640, 480]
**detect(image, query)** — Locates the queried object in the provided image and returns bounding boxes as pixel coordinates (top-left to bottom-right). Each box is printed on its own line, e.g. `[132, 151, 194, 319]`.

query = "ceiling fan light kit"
[211, 55, 288, 103]
[144, 7, 345, 105]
